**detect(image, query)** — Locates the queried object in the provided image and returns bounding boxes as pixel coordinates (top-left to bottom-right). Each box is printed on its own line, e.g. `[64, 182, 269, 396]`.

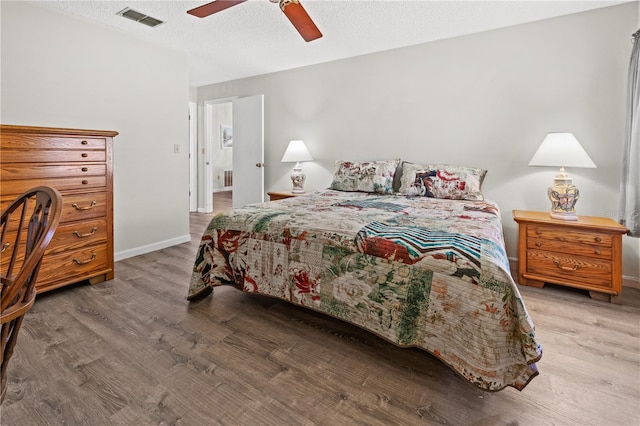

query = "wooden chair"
[1, 186, 62, 402]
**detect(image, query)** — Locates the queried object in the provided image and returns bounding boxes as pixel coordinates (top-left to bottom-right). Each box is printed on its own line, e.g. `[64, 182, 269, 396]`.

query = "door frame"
[189, 102, 197, 212]
[203, 97, 237, 213]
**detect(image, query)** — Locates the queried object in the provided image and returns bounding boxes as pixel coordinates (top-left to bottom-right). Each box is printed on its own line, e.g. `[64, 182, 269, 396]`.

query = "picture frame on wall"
[221, 125, 233, 149]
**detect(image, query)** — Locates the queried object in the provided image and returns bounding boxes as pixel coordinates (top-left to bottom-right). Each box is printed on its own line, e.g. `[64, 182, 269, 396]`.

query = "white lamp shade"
[528, 133, 596, 168]
[281, 140, 313, 163]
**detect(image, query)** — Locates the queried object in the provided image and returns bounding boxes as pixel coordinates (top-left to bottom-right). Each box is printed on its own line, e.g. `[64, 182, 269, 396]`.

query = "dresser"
[1, 125, 117, 293]
[513, 210, 628, 303]
[267, 191, 303, 201]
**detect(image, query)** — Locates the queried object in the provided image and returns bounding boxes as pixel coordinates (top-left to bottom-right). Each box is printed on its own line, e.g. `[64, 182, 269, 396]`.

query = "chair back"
[1, 186, 62, 402]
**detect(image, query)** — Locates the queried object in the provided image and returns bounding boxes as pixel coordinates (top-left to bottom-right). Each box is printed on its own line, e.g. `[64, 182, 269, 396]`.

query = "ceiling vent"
[117, 8, 164, 28]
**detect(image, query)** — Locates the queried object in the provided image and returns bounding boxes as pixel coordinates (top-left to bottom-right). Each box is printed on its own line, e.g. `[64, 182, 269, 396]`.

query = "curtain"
[619, 30, 640, 237]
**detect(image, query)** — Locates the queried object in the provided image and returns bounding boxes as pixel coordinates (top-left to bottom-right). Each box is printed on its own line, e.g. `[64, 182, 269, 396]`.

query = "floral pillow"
[330, 159, 400, 194]
[398, 163, 487, 201]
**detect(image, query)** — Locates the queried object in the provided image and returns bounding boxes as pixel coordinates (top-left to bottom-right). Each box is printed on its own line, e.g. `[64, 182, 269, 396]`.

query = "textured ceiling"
[38, 0, 627, 87]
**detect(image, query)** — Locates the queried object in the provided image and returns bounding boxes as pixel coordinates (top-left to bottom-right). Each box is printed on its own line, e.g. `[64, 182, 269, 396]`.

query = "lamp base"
[547, 173, 580, 221]
[290, 162, 306, 193]
[550, 211, 579, 221]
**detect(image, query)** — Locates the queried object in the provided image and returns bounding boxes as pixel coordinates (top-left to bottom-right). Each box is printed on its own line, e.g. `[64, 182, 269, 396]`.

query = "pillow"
[398, 163, 487, 201]
[329, 159, 400, 194]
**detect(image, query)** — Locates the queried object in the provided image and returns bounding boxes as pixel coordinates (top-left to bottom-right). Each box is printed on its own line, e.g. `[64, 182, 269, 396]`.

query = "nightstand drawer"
[526, 238, 612, 260]
[527, 225, 611, 247]
[527, 249, 612, 288]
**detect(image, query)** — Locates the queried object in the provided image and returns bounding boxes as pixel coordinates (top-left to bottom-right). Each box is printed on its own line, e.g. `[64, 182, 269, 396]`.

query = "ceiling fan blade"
[281, 0, 322, 42]
[187, 0, 247, 18]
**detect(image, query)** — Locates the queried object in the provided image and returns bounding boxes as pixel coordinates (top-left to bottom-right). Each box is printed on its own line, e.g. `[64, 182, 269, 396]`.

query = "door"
[232, 94, 264, 208]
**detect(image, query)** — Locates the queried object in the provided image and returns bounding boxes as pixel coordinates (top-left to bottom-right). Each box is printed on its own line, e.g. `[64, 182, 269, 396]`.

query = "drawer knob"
[81, 140, 88, 145]
[73, 252, 97, 265]
[82, 167, 88, 172]
[72, 201, 97, 211]
[535, 229, 542, 235]
[81, 180, 89, 185]
[594, 236, 602, 243]
[72, 227, 98, 238]
[553, 259, 580, 272]
[535, 241, 542, 247]
[81, 153, 88, 158]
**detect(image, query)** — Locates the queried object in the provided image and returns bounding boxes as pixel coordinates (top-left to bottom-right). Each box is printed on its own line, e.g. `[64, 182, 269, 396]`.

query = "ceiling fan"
[187, 0, 322, 42]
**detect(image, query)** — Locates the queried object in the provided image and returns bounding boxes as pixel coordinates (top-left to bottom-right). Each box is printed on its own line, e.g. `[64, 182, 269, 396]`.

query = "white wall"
[198, 2, 639, 281]
[1, 1, 190, 260]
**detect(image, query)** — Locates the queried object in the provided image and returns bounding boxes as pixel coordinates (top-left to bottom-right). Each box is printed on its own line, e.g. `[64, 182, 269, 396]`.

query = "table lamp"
[528, 132, 596, 220]
[281, 140, 313, 193]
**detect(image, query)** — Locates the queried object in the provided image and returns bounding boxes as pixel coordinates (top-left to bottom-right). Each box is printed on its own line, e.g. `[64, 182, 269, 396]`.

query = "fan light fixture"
[528, 132, 596, 220]
[281, 140, 313, 193]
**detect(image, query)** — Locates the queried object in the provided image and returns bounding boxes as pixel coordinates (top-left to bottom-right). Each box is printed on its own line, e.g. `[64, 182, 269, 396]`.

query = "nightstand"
[513, 210, 628, 303]
[267, 191, 302, 201]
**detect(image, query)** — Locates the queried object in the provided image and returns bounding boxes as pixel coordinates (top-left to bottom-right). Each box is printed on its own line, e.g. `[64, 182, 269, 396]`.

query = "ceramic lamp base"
[290, 162, 306, 193]
[547, 175, 580, 221]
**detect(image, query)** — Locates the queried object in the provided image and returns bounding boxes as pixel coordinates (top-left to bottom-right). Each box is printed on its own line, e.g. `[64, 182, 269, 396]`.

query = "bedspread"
[188, 190, 542, 391]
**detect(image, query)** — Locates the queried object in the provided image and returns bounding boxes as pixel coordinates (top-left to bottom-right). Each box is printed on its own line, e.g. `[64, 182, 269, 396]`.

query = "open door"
[232, 94, 264, 208]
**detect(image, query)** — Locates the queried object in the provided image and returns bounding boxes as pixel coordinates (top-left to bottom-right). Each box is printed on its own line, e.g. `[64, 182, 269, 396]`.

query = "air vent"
[117, 7, 164, 28]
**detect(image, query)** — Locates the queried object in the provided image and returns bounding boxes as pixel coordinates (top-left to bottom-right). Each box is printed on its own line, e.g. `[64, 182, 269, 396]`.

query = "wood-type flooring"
[1, 200, 639, 425]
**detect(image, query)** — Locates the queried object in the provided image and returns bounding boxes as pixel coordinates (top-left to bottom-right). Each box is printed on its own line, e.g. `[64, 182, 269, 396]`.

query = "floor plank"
[1, 211, 639, 425]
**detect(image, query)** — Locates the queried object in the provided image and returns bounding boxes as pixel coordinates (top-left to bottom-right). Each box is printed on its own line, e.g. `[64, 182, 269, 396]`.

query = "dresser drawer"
[45, 219, 108, 255]
[2, 176, 106, 196]
[526, 238, 612, 260]
[1, 218, 107, 256]
[60, 192, 108, 222]
[526, 249, 612, 289]
[0, 191, 107, 223]
[1, 134, 106, 150]
[0, 150, 106, 163]
[36, 244, 110, 291]
[526, 225, 611, 247]
[1, 164, 106, 181]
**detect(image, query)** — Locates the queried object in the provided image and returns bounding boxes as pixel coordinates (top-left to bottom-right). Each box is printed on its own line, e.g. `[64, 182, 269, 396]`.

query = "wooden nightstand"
[513, 210, 628, 303]
[267, 191, 302, 201]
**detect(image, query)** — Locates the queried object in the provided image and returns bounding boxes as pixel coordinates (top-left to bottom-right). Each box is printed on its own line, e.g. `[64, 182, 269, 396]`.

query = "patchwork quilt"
[188, 190, 542, 391]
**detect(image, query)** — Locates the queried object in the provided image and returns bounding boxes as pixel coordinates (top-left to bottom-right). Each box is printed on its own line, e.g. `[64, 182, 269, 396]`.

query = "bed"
[188, 161, 542, 391]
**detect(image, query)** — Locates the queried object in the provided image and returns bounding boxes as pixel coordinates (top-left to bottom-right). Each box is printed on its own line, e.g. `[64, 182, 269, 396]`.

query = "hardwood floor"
[213, 190, 232, 212]
[1, 210, 639, 425]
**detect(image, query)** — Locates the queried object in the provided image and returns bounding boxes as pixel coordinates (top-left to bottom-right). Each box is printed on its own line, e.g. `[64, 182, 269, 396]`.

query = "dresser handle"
[535, 229, 542, 235]
[82, 167, 88, 172]
[72, 201, 97, 211]
[1, 242, 10, 253]
[81, 140, 88, 145]
[72, 227, 98, 238]
[535, 241, 542, 247]
[81, 153, 88, 158]
[553, 259, 580, 271]
[73, 253, 97, 265]
[594, 236, 602, 243]
[594, 249, 601, 255]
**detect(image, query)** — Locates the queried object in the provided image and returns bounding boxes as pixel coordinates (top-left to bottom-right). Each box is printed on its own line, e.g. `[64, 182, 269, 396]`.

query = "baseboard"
[212, 187, 232, 193]
[508, 257, 639, 289]
[114, 234, 191, 262]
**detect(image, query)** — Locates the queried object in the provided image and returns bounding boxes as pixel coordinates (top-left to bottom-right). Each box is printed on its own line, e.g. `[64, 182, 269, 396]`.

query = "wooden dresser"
[267, 191, 304, 201]
[1, 125, 117, 293]
[513, 210, 628, 303]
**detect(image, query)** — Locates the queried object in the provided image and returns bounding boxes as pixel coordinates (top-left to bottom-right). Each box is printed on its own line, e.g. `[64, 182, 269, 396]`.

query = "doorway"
[203, 98, 235, 213]
[202, 95, 265, 212]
